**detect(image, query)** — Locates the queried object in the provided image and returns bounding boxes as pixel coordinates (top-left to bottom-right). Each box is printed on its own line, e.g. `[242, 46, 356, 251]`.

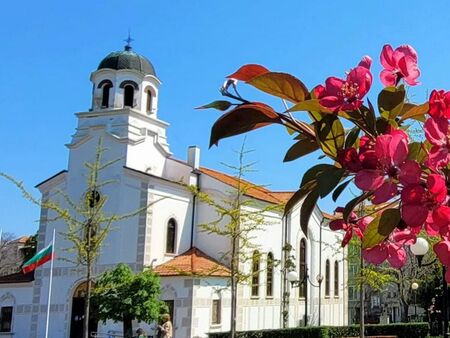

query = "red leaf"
[210, 103, 281, 147]
[227, 64, 270, 82]
[248, 72, 309, 103]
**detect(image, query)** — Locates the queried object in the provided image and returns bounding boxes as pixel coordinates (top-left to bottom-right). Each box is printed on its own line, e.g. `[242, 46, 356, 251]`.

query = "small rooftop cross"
[124, 31, 134, 51]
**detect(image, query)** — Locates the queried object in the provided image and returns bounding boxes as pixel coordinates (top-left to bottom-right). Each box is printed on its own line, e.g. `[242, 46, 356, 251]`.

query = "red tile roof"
[153, 247, 230, 277]
[199, 167, 294, 205]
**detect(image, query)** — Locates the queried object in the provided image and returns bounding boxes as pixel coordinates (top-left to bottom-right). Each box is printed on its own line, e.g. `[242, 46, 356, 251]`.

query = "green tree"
[191, 143, 282, 338]
[92, 263, 166, 338]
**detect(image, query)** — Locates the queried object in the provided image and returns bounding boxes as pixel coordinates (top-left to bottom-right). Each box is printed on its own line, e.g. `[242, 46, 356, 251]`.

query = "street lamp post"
[411, 238, 449, 338]
[287, 267, 323, 327]
[411, 282, 419, 321]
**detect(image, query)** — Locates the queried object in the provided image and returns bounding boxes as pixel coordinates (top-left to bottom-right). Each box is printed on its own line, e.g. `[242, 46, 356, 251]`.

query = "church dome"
[97, 46, 156, 76]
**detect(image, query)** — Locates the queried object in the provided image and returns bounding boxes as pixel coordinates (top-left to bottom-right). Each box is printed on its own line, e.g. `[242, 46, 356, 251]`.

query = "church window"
[325, 259, 330, 297]
[334, 261, 339, 297]
[299, 238, 306, 298]
[0, 306, 12, 332]
[251, 250, 260, 297]
[266, 252, 274, 297]
[101, 83, 112, 108]
[211, 299, 221, 325]
[166, 219, 176, 254]
[124, 85, 134, 107]
[146, 89, 153, 113]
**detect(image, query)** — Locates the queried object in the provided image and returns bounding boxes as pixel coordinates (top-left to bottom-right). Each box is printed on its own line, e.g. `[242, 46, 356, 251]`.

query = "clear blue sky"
[0, 1, 449, 236]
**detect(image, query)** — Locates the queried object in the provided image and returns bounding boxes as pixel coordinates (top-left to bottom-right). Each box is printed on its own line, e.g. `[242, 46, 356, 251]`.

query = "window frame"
[334, 261, 339, 298]
[325, 259, 330, 298]
[146, 89, 153, 113]
[266, 252, 274, 298]
[165, 218, 177, 254]
[251, 250, 260, 298]
[299, 238, 306, 299]
[0, 306, 13, 333]
[123, 85, 135, 107]
[211, 299, 221, 325]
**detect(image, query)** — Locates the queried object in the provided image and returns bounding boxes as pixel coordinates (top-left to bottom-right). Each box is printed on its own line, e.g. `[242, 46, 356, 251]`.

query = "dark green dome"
[97, 46, 155, 76]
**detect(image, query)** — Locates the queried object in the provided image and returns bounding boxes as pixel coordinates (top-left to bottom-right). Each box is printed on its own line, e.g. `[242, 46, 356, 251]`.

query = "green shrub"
[208, 322, 429, 338]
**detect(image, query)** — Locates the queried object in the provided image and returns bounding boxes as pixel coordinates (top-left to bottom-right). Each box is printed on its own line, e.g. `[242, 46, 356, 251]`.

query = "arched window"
[101, 84, 112, 108]
[334, 261, 339, 297]
[146, 89, 153, 113]
[124, 85, 134, 107]
[251, 251, 260, 297]
[325, 259, 330, 297]
[166, 219, 176, 254]
[299, 238, 306, 298]
[266, 252, 274, 297]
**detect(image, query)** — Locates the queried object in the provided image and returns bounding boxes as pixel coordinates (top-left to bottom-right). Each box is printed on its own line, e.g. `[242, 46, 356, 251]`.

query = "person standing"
[158, 314, 173, 338]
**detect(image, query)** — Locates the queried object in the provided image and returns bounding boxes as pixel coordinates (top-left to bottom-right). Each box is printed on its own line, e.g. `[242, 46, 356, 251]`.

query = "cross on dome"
[124, 31, 134, 51]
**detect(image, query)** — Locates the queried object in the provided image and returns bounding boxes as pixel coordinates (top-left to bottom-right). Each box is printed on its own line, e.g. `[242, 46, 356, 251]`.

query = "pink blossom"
[380, 44, 420, 86]
[429, 90, 450, 119]
[401, 174, 450, 233]
[363, 229, 415, 268]
[355, 130, 421, 204]
[314, 57, 373, 112]
[337, 148, 362, 172]
[424, 117, 450, 169]
[329, 208, 372, 247]
[434, 240, 450, 283]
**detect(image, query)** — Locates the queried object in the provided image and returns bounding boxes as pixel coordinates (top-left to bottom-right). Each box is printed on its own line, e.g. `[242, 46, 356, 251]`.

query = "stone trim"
[136, 182, 149, 271]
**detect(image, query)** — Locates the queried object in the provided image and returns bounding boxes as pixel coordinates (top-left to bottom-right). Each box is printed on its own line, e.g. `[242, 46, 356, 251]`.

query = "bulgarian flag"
[22, 243, 54, 274]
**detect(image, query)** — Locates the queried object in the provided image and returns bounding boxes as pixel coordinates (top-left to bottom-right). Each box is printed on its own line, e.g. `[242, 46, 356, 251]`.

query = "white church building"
[0, 44, 347, 338]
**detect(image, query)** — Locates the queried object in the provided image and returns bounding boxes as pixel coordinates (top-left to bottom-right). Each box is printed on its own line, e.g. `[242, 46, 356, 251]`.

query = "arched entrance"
[70, 282, 98, 338]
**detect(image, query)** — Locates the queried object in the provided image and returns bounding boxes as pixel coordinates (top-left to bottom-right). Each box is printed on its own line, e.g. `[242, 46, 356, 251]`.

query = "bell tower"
[66, 40, 171, 177]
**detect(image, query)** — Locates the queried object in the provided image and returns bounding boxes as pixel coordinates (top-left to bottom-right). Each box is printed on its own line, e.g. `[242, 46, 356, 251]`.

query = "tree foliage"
[92, 263, 166, 338]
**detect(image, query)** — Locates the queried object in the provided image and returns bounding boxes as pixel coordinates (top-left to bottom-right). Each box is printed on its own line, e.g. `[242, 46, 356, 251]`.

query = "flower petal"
[355, 169, 385, 191]
[401, 204, 428, 228]
[375, 135, 393, 167]
[387, 245, 407, 268]
[330, 219, 347, 231]
[433, 206, 450, 228]
[372, 181, 398, 204]
[380, 69, 396, 87]
[396, 45, 418, 63]
[424, 117, 447, 146]
[319, 96, 342, 112]
[363, 244, 388, 265]
[428, 174, 447, 203]
[401, 184, 425, 204]
[399, 160, 421, 185]
[389, 133, 408, 165]
[434, 240, 450, 266]
[358, 55, 372, 69]
[380, 44, 395, 70]
[325, 77, 345, 96]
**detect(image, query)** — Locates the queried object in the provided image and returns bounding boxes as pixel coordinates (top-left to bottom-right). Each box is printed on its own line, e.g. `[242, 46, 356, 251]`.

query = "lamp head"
[410, 237, 429, 256]
[287, 270, 299, 283]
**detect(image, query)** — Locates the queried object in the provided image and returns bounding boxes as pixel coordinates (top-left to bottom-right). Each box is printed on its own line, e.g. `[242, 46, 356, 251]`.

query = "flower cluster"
[205, 41, 449, 279]
[326, 44, 450, 277]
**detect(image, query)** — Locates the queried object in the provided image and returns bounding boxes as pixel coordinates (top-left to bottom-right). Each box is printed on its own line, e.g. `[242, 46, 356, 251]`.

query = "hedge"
[208, 323, 429, 338]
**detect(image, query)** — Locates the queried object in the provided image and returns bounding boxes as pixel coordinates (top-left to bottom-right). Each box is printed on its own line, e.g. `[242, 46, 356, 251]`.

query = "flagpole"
[44, 229, 55, 338]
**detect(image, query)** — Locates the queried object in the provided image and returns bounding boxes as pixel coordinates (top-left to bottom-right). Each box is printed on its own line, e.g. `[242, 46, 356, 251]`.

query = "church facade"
[0, 45, 347, 338]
